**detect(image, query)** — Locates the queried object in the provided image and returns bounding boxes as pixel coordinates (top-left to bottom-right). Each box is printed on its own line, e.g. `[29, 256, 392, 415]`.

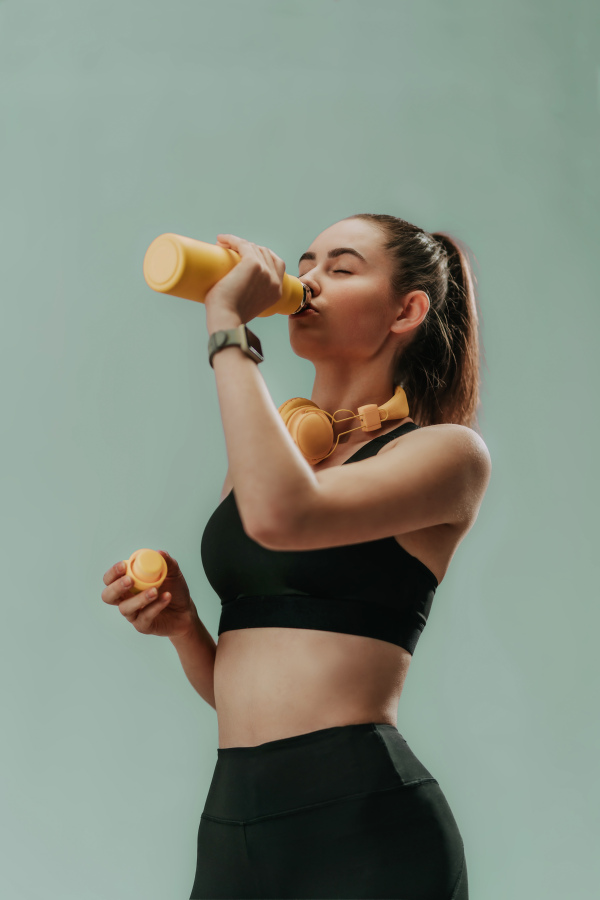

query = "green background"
[1, 1, 598, 897]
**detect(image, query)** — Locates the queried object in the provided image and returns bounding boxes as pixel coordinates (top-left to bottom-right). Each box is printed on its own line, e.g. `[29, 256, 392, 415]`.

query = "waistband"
[202, 722, 438, 823]
[218, 594, 431, 654]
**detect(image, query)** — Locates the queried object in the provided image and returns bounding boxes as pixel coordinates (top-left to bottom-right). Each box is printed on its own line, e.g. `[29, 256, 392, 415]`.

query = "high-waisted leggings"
[189, 722, 468, 899]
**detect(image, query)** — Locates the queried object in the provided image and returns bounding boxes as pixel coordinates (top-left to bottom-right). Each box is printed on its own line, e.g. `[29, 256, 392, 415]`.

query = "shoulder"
[423, 423, 491, 474]
[384, 422, 492, 505]
[388, 421, 490, 462]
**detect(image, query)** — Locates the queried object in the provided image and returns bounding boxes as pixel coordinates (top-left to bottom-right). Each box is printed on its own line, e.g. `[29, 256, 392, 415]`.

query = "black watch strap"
[208, 324, 264, 368]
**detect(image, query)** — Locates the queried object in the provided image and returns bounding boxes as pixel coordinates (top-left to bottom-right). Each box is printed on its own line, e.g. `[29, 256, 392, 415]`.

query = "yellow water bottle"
[143, 233, 309, 317]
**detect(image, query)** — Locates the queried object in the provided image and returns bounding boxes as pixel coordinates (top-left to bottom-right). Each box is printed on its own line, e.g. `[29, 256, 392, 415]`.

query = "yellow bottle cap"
[123, 548, 168, 591]
[131, 549, 164, 582]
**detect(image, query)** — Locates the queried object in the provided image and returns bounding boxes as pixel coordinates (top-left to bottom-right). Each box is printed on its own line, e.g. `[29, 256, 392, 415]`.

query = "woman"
[102, 213, 491, 899]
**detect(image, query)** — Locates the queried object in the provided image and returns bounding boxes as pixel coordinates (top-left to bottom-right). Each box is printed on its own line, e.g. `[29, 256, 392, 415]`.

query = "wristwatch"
[208, 324, 264, 368]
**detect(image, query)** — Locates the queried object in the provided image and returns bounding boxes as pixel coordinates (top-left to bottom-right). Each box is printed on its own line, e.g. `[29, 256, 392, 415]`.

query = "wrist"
[205, 304, 243, 333]
[169, 606, 203, 648]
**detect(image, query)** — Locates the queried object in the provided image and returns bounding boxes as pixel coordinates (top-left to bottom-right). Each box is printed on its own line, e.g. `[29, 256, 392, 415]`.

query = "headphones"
[278, 385, 410, 465]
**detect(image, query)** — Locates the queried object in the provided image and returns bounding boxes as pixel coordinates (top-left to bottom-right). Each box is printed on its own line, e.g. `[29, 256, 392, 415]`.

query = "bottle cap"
[124, 548, 168, 591]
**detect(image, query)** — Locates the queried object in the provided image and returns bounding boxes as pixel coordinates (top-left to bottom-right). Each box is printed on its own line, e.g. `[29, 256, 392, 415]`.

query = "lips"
[291, 301, 319, 317]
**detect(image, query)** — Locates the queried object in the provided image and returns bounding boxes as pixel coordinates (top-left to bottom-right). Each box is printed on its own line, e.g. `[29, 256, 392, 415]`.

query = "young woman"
[102, 213, 491, 899]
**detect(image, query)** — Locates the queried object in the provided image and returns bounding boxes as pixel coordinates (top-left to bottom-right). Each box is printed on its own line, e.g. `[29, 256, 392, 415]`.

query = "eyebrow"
[298, 247, 367, 266]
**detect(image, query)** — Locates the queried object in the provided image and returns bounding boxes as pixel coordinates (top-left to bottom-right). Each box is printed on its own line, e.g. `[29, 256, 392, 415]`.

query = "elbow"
[245, 504, 306, 550]
[245, 515, 291, 550]
[247, 506, 315, 551]
[235, 502, 277, 547]
[242, 490, 318, 550]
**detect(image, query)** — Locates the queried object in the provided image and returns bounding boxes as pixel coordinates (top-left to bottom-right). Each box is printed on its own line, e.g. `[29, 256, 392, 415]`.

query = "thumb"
[158, 550, 179, 568]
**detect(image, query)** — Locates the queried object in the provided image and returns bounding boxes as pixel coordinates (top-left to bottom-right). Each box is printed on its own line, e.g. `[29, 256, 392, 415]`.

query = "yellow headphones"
[278, 385, 410, 466]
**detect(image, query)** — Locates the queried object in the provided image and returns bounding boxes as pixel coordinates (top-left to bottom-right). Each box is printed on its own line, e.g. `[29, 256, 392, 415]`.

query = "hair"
[345, 213, 483, 430]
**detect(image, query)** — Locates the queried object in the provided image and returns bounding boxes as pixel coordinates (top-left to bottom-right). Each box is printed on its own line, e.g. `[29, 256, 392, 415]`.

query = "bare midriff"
[214, 626, 412, 749]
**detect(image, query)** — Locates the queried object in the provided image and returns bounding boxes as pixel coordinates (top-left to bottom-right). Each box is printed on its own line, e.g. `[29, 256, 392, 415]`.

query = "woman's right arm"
[102, 469, 232, 710]
[170, 466, 233, 710]
[169, 612, 217, 710]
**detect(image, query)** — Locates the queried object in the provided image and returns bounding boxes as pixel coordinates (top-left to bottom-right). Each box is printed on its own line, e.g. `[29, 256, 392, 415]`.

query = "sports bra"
[200, 421, 438, 655]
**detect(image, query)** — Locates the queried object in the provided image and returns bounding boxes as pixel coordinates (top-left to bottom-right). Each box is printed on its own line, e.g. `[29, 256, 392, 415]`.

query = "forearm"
[169, 610, 217, 710]
[205, 306, 318, 535]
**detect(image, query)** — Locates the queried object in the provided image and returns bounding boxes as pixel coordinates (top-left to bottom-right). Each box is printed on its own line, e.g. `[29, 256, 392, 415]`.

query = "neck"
[309, 360, 401, 444]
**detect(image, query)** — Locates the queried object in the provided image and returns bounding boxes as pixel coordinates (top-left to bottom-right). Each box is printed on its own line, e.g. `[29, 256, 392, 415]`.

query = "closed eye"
[298, 269, 353, 279]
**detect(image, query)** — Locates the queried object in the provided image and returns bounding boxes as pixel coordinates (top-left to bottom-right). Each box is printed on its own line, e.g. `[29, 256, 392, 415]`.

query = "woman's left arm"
[203, 234, 321, 540]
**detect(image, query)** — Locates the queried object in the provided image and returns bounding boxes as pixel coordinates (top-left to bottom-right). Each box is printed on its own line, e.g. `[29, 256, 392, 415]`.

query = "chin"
[288, 328, 318, 352]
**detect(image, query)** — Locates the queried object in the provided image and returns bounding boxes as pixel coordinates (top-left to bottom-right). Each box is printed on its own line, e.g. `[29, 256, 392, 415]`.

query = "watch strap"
[208, 324, 264, 368]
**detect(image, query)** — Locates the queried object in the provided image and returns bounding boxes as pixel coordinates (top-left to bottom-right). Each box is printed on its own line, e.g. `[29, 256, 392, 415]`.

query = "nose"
[298, 274, 319, 298]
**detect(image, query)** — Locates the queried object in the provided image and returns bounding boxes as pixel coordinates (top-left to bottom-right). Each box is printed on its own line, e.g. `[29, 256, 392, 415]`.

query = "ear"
[389, 290, 430, 337]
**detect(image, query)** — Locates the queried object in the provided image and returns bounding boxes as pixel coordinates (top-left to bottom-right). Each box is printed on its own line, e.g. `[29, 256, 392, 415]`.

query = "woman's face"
[289, 218, 399, 365]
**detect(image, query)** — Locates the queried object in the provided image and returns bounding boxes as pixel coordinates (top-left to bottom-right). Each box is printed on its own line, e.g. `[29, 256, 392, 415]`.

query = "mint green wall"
[1, 1, 598, 897]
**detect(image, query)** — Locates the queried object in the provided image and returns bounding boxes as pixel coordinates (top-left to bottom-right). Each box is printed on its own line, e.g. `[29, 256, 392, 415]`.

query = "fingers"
[119, 587, 162, 619]
[158, 550, 179, 569]
[218, 236, 263, 274]
[100, 557, 172, 634]
[121, 591, 172, 632]
[101, 572, 136, 605]
[103, 560, 126, 586]
[217, 233, 244, 248]
[102, 552, 177, 610]
[257, 245, 286, 278]
[217, 234, 285, 276]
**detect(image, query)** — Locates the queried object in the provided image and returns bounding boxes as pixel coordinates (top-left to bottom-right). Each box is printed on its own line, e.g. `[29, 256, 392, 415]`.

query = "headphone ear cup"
[278, 397, 333, 464]
[278, 396, 320, 426]
[285, 407, 334, 465]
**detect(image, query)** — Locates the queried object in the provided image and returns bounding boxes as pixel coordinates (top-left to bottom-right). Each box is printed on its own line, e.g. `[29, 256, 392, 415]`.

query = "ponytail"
[346, 214, 483, 429]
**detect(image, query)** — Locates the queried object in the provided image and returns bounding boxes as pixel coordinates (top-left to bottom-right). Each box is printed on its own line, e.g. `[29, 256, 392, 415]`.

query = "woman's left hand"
[204, 234, 286, 324]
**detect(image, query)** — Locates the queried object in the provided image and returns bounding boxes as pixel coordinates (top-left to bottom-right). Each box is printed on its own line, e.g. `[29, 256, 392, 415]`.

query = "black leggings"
[189, 722, 468, 899]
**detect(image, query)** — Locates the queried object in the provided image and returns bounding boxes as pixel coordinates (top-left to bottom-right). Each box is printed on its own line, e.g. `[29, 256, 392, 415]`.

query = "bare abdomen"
[214, 627, 411, 749]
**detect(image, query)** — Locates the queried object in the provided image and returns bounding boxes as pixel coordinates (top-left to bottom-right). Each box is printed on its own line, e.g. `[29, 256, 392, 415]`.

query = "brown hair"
[346, 213, 483, 430]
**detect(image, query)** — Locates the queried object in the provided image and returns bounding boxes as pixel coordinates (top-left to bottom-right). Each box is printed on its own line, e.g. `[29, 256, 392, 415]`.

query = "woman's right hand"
[101, 550, 197, 639]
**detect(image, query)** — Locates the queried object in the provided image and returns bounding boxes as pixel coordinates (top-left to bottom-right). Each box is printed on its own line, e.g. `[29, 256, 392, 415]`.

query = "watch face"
[245, 327, 263, 360]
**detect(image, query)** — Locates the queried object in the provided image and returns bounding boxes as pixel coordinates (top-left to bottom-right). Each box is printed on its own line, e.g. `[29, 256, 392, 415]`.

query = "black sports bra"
[201, 421, 438, 655]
